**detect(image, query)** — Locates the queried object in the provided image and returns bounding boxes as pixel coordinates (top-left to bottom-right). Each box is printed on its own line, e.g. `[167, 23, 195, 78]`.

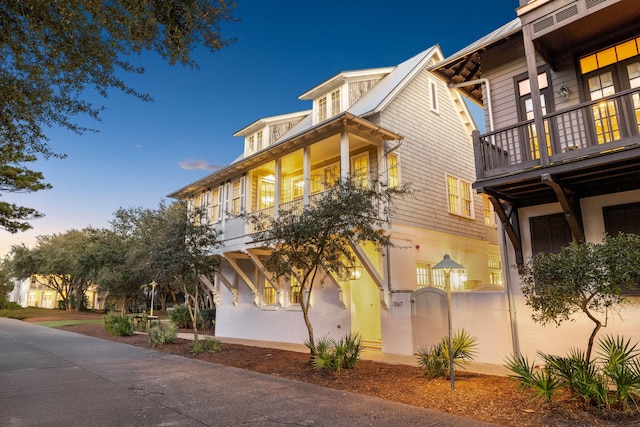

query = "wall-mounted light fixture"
[557, 82, 570, 100]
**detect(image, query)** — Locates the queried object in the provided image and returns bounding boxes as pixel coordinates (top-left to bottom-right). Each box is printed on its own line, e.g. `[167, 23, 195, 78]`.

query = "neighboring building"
[432, 0, 640, 362]
[169, 46, 501, 357]
[8, 276, 104, 310]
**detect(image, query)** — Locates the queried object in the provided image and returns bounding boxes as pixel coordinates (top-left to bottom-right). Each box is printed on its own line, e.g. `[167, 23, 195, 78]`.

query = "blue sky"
[1, 1, 519, 256]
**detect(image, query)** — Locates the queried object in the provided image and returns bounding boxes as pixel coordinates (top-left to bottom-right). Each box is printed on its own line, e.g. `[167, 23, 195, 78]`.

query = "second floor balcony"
[474, 86, 640, 204]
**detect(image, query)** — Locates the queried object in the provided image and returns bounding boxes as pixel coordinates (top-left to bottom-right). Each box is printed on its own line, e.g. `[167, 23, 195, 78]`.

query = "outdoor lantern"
[432, 254, 464, 390]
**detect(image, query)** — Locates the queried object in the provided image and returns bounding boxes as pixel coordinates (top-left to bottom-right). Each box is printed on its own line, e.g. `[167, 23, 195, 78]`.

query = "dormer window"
[317, 88, 341, 122]
[256, 130, 264, 151]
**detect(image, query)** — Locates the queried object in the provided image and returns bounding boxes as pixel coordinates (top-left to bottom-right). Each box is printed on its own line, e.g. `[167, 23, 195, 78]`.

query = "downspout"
[384, 139, 403, 292]
[449, 78, 520, 356]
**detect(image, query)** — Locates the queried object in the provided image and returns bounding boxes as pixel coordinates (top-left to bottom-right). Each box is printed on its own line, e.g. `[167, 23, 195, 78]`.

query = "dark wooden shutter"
[603, 202, 640, 236]
[530, 214, 573, 255]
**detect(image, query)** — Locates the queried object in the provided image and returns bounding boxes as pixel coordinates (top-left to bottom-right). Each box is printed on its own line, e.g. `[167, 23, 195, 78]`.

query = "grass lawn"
[35, 319, 103, 328]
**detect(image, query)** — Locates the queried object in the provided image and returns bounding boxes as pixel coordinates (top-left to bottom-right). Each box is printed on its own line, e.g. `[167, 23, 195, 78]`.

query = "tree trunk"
[584, 310, 602, 363]
[301, 302, 315, 357]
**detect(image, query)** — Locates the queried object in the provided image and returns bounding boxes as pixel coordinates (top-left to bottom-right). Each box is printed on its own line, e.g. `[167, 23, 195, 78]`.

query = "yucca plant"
[309, 333, 364, 373]
[505, 353, 564, 404]
[416, 329, 478, 379]
[102, 311, 134, 337]
[598, 334, 640, 412]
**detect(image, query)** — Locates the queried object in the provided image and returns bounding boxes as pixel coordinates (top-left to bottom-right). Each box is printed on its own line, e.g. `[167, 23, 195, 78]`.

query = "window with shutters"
[530, 213, 572, 255]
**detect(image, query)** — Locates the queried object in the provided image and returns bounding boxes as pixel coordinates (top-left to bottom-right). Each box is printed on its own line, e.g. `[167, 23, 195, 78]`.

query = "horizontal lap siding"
[376, 69, 489, 241]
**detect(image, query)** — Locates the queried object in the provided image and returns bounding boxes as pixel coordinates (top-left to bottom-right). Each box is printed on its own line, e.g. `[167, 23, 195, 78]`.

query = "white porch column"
[340, 130, 350, 178]
[274, 158, 281, 220]
[303, 146, 310, 206]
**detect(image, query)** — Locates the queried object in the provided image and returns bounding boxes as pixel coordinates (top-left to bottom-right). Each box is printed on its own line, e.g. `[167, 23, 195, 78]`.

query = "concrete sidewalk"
[2, 318, 498, 426]
[176, 332, 511, 377]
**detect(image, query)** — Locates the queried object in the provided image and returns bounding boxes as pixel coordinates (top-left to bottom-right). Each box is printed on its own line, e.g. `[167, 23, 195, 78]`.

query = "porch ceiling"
[477, 146, 640, 207]
[168, 113, 402, 199]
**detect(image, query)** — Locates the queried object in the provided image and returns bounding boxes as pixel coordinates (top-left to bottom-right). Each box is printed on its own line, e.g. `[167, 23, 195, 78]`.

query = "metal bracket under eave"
[488, 194, 524, 267]
[542, 174, 585, 243]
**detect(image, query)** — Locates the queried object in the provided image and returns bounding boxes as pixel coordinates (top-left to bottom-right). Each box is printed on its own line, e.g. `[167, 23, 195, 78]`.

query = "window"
[324, 163, 340, 188]
[603, 202, 640, 236]
[263, 279, 277, 306]
[603, 202, 640, 295]
[200, 190, 211, 223]
[256, 130, 264, 151]
[211, 187, 221, 222]
[429, 79, 439, 113]
[351, 153, 369, 188]
[292, 176, 304, 199]
[318, 97, 327, 122]
[289, 275, 301, 305]
[446, 175, 473, 218]
[488, 259, 503, 287]
[530, 213, 572, 256]
[516, 71, 552, 160]
[388, 154, 399, 188]
[482, 195, 496, 227]
[259, 175, 275, 209]
[331, 89, 341, 116]
[247, 135, 255, 154]
[416, 263, 431, 289]
[230, 178, 244, 215]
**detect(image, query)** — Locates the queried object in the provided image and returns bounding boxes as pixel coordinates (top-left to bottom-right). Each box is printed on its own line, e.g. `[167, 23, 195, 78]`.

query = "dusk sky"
[1, 1, 519, 256]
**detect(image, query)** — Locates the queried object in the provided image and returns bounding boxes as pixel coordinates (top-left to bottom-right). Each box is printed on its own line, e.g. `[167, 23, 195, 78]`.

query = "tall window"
[318, 97, 327, 122]
[289, 275, 301, 305]
[256, 130, 264, 151]
[200, 190, 210, 223]
[231, 178, 244, 215]
[331, 89, 341, 116]
[416, 263, 430, 289]
[530, 213, 572, 255]
[263, 279, 277, 306]
[247, 135, 255, 154]
[211, 187, 220, 222]
[292, 176, 304, 199]
[488, 259, 503, 287]
[580, 38, 640, 142]
[324, 163, 340, 188]
[388, 154, 399, 188]
[517, 71, 552, 160]
[446, 175, 473, 218]
[482, 195, 496, 227]
[259, 176, 275, 209]
[351, 153, 369, 188]
[429, 79, 439, 113]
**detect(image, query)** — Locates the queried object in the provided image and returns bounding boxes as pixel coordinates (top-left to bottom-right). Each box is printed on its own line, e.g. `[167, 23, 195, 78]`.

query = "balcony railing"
[475, 87, 640, 179]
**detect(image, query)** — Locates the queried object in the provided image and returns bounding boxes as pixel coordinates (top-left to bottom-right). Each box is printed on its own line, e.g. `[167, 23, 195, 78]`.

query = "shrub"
[102, 311, 134, 336]
[200, 308, 216, 330]
[148, 323, 177, 346]
[307, 333, 364, 373]
[169, 304, 201, 329]
[190, 337, 222, 355]
[2, 301, 22, 311]
[416, 329, 479, 378]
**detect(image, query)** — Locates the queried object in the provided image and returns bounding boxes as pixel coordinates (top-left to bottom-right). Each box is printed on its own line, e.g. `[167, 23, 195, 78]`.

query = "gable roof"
[168, 46, 445, 199]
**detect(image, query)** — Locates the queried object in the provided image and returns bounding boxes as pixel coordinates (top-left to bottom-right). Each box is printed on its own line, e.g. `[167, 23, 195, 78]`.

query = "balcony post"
[340, 130, 350, 178]
[472, 130, 484, 180]
[303, 146, 310, 206]
[522, 24, 550, 167]
[274, 158, 281, 220]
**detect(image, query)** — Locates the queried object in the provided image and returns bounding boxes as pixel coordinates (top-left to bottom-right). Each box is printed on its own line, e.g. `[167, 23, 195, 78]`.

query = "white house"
[169, 46, 502, 357]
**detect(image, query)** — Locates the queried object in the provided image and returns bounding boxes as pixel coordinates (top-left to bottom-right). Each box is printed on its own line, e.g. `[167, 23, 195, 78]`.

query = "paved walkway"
[178, 333, 511, 377]
[1, 318, 498, 426]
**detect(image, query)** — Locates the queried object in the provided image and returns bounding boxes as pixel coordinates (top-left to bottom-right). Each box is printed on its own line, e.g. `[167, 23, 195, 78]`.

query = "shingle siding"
[375, 69, 489, 241]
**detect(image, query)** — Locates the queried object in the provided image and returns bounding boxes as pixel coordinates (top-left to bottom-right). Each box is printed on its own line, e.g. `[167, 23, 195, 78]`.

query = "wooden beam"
[488, 195, 524, 266]
[224, 253, 259, 306]
[244, 249, 280, 290]
[214, 271, 238, 306]
[542, 174, 585, 243]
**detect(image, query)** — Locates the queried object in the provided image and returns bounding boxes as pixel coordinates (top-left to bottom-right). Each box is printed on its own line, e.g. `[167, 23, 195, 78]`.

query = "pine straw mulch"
[40, 318, 640, 427]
